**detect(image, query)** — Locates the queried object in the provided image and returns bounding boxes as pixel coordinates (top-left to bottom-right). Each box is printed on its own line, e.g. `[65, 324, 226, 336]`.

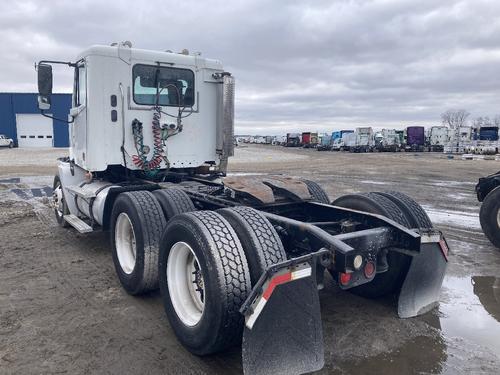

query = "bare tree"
[473, 116, 484, 129]
[494, 115, 500, 127]
[473, 115, 500, 128]
[441, 109, 470, 128]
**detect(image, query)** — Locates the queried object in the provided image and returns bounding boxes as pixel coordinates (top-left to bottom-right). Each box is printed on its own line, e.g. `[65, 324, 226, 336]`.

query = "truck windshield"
[132, 64, 195, 107]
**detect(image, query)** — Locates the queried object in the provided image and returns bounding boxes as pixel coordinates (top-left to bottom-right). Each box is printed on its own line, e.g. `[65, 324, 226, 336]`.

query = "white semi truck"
[36, 42, 449, 375]
[352, 127, 374, 152]
[428, 126, 449, 152]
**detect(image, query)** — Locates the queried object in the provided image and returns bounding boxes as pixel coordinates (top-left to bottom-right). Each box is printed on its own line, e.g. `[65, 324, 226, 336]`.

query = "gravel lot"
[1, 144, 500, 374]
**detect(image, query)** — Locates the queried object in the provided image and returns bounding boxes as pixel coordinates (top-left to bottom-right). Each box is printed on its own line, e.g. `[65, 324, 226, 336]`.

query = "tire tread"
[189, 210, 251, 351]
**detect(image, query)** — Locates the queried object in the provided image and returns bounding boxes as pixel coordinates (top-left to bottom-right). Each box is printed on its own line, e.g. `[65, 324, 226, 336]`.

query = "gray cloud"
[1, 0, 499, 134]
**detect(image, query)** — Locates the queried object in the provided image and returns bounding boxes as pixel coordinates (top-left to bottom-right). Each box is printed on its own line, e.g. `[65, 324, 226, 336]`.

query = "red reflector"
[339, 272, 351, 285]
[262, 272, 292, 300]
[439, 239, 449, 261]
[364, 261, 375, 278]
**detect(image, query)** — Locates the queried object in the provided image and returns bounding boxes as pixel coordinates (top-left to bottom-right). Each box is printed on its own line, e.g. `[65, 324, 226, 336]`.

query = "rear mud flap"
[242, 276, 324, 375]
[398, 240, 448, 318]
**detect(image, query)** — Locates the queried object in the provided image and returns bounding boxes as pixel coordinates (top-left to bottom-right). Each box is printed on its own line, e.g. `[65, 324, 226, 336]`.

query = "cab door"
[70, 62, 87, 167]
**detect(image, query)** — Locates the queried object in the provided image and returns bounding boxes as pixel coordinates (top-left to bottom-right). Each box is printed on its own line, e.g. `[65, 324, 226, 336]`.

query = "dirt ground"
[1, 145, 500, 374]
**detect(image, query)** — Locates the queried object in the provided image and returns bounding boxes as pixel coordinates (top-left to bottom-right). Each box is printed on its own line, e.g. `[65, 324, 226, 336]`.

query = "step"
[66, 185, 96, 199]
[63, 214, 93, 233]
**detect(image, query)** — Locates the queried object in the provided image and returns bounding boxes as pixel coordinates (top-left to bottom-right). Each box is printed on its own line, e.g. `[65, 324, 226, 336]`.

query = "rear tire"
[110, 191, 167, 295]
[375, 191, 433, 229]
[159, 211, 251, 355]
[218, 206, 287, 285]
[9, 142, 13, 148]
[479, 186, 500, 248]
[302, 179, 330, 204]
[153, 188, 196, 221]
[332, 192, 412, 298]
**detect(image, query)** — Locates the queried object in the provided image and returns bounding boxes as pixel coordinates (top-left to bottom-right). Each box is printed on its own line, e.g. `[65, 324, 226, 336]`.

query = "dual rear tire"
[159, 207, 285, 355]
[110, 188, 196, 295]
[332, 191, 432, 298]
[111, 188, 285, 355]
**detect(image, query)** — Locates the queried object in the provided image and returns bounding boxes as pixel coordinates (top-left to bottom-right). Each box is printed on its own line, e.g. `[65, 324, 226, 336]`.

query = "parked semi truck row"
[237, 124, 499, 155]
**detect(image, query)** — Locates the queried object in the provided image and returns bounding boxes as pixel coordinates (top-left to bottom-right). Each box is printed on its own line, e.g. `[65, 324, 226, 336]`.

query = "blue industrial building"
[0, 93, 71, 147]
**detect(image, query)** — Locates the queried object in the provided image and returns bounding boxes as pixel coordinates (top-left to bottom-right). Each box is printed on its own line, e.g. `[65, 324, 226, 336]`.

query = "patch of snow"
[422, 205, 481, 230]
[431, 180, 476, 187]
[359, 180, 388, 185]
[226, 172, 268, 177]
[446, 192, 473, 201]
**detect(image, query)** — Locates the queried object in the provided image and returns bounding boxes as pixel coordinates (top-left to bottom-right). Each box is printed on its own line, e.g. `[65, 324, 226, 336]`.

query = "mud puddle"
[440, 276, 500, 357]
[331, 275, 500, 374]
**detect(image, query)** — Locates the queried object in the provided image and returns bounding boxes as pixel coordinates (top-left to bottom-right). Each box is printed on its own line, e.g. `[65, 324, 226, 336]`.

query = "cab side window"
[73, 65, 86, 107]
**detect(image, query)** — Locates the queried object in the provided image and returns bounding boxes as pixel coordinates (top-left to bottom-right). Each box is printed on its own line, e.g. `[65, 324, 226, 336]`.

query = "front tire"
[110, 191, 166, 295]
[159, 211, 251, 355]
[53, 174, 70, 228]
[480, 186, 500, 248]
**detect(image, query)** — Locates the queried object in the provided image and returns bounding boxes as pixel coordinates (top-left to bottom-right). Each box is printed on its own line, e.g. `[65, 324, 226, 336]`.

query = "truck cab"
[37, 43, 234, 176]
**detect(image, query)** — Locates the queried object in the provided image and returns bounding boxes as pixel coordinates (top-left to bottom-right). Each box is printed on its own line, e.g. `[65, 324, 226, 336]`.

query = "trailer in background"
[465, 126, 499, 154]
[428, 126, 449, 152]
[476, 126, 499, 141]
[340, 132, 357, 151]
[331, 131, 342, 143]
[374, 129, 401, 152]
[406, 126, 425, 152]
[317, 133, 332, 151]
[352, 127, 374, 153]
[445, 126, 474, 153]
[395, 130, 405, 147]
[285, 133, 301, 147]
[302, 132, 319, 148]
[273, 135, 287, 145]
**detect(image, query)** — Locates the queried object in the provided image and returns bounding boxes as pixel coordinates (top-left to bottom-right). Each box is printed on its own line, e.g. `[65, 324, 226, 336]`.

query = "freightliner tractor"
[36, 42, 449, 375]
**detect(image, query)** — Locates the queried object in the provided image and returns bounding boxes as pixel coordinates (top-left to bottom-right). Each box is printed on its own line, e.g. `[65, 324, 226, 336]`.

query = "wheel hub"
[167, 241, 205, 326]
[53, 184, 64, 217]
[115, 212, 137, 274]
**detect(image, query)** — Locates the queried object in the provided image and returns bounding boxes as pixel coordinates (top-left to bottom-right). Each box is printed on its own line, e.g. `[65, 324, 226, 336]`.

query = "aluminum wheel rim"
[497, 208, 500, 228]
[115, 212, 137, 274]
[53, 183, 64, 218]
[167, 241, 205, 326]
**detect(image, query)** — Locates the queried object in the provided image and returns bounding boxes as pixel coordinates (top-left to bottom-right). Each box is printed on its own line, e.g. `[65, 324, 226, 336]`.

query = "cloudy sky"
[1, 0, 499, 134]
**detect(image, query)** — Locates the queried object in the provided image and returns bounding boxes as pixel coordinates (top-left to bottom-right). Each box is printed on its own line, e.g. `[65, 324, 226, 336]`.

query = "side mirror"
[37, 63, 53, 110]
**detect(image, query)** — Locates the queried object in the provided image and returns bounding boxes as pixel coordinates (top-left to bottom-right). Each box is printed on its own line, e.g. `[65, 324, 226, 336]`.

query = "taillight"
[339, 272, 351, 285]
[364, 261, 375, 278]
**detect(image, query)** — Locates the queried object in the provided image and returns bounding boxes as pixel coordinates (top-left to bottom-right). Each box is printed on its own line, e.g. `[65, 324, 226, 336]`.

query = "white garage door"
[16, 114, 53, 147]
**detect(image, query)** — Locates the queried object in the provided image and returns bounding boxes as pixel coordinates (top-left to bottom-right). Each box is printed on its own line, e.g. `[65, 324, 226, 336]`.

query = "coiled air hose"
[131, 105, 166, 176]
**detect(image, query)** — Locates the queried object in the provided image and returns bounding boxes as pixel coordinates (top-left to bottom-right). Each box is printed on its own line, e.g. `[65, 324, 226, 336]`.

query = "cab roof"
[77, 44, 223, 70]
